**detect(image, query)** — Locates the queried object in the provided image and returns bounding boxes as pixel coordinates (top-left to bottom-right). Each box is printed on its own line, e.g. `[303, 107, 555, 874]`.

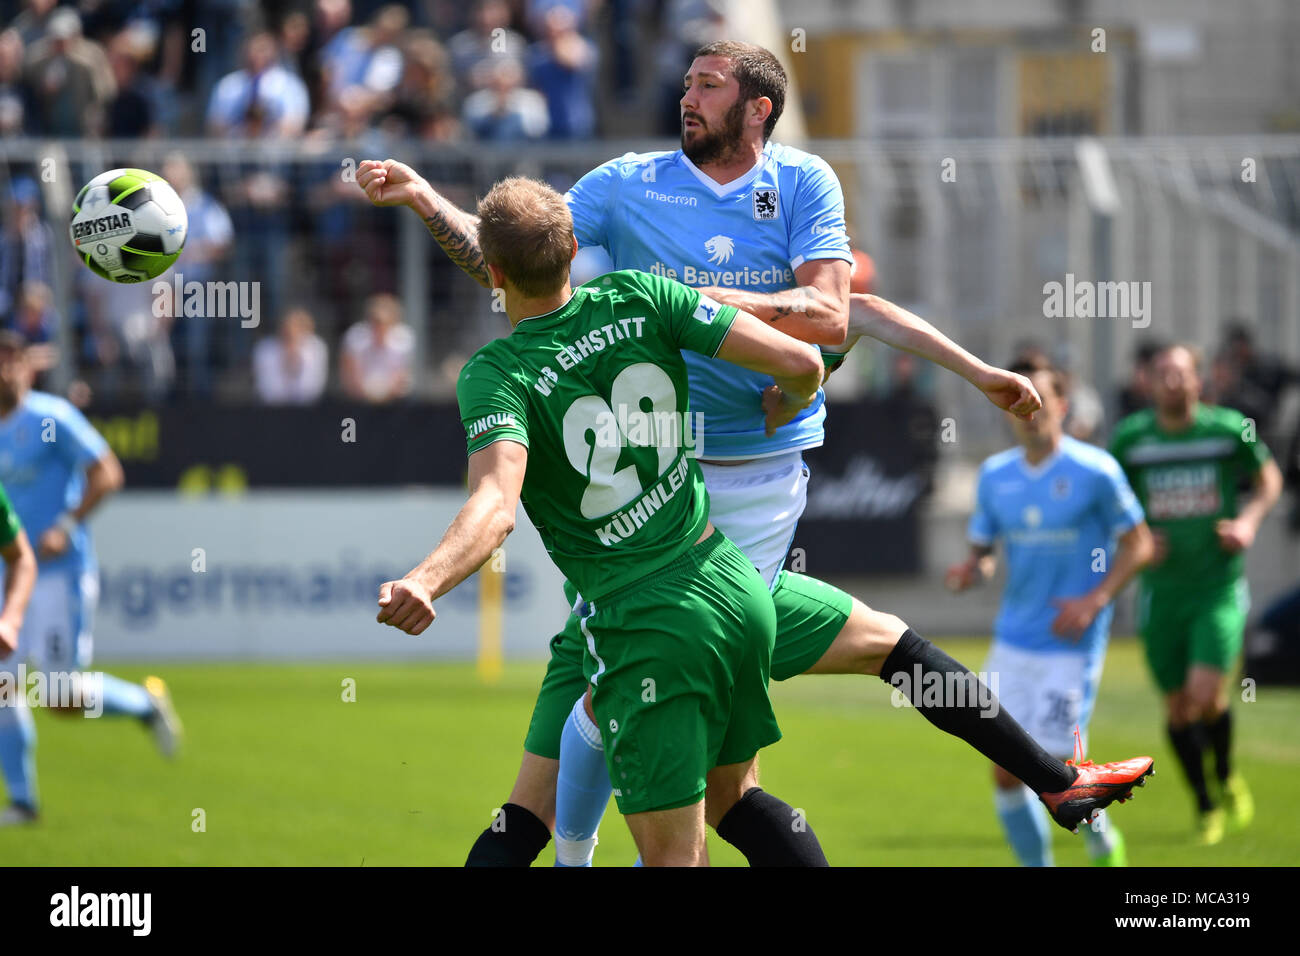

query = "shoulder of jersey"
[1200, 402, 1248, 431]
[21, 389, 73, 420]
[981, 445, 1023, 474]
[1111, 407, 1156, 441]
[1059, 434, 1123, 473]
[765, 140, 831, 173]
[608, 149, 680, 180]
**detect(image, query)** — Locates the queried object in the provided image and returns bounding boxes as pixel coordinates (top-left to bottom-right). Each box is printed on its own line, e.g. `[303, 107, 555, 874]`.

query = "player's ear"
[486, 261, 506, 290]
[751, 96, 773, 130]
[570, 234, 578, 262]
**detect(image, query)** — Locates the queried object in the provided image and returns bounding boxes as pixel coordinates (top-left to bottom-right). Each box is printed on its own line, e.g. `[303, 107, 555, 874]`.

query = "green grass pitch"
[4, 637, 1297, 866]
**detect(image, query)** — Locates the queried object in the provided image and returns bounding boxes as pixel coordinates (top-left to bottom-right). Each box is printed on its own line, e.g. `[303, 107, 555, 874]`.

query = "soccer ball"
[69, 168, 188, 283]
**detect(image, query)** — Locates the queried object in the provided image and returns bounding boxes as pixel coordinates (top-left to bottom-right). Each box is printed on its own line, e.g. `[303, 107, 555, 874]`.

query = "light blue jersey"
[564, 141, 853, 459]
[968, 436, 1145, 661]
[0, 391, 108, 576]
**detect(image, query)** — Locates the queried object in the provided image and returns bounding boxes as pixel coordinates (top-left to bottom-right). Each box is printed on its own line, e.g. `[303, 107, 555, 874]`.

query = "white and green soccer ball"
[69, 168, 188, 283]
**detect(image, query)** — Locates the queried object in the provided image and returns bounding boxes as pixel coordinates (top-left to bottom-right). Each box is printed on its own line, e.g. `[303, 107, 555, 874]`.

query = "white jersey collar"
[679, 145, 769, 199]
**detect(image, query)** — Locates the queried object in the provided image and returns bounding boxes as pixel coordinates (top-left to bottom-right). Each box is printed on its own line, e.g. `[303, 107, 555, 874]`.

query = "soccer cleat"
[1090, 825, 1127, 867]
[0, 803, 39, 827]
[143, 675, 183, 759]
[1219, 775, 1254, 831]
[1195, 807, 1226, 846]
[1039, 756, 1154, 833]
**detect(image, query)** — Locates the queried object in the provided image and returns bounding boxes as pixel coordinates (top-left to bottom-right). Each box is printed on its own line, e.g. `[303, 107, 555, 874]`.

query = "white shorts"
[698, 451, 809, 588]
[983, 642, 1103, 758]
[10, 570, 97, 673]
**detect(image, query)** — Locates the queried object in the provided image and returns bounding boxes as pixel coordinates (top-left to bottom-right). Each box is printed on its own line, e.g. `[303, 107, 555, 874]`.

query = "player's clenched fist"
[377, 578, 436, 635]
[975, 366, 1042, 420]
[357, 159, 428, 209]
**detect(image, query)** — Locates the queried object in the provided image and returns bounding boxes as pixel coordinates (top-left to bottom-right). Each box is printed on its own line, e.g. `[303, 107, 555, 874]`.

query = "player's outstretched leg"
[553, 694, 612, 867]
[464, 752, 555, 867]
[801, 596, 1153, 831]
[709, 784, 829, 867]
[0, 698, 39, 825]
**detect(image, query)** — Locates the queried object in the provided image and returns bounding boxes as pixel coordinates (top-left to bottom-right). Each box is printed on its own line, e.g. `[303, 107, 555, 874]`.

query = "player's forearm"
[410, 183, 492, 288]
[696, 285, 848, 347]
[407, 490, 515, 602]
[1091, 525, 1153, 606]
[73, 456, 124, 522]
[852, 294, 989, 386]
[1239, 459, 1284, 531]
[0, 539, 35, 628]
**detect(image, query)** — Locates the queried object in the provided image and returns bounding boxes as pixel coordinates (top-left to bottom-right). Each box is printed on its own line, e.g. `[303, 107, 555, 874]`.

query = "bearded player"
[1110, 344, 1281, 845]
[360, 41, 1155, 867]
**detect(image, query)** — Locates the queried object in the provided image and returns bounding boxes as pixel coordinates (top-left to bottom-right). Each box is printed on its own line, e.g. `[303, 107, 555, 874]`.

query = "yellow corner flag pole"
[478, 548, 505, 684]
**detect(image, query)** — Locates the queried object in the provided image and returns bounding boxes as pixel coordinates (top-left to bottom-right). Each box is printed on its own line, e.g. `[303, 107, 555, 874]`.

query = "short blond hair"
[476, 177, 574, 298]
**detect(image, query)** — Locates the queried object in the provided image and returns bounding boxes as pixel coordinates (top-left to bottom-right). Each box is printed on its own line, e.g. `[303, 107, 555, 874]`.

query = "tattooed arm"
[693, 257, 850, 347]
[357, 159, 492, 288]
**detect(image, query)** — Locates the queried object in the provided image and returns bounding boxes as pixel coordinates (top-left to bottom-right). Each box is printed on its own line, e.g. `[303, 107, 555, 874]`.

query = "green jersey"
[457, 269, 738, 602]
[0, 481, 20, 548]
[1109, 404, 1271, 591]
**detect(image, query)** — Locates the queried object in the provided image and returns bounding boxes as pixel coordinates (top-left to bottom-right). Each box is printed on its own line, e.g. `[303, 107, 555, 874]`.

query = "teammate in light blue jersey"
[948, 363, 1154, 866]
[359, 41, 1157, 869]
[0, 334, 183, 826]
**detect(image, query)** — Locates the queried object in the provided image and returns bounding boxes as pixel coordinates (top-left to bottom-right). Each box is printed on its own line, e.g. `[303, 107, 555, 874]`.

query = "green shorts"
[579, 532, 781, 815]
[522, 567, 853, 758]
[1137, 578, 1250, 693]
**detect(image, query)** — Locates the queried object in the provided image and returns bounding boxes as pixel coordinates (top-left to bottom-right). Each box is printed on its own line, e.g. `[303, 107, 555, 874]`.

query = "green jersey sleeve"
[0, 481, 22, 549]
[1224, 407, 1273, 473]
[457, 348, 531, 455]
[627, 270, 737, 358]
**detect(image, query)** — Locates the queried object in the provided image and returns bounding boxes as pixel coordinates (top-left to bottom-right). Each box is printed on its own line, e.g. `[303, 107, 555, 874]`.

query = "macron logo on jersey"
[468, 413, 518, 441]
[693, 295, 723, 325]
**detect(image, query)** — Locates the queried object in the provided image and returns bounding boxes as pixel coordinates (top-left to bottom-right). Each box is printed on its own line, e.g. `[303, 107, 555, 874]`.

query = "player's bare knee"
[854, 609, 907, 676]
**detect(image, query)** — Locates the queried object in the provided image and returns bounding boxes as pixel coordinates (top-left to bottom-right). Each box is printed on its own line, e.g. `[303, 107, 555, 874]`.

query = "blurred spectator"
[528, 6, 597, 139]
[526, 0, 594, 36]
[380, 29, 460, 140]
[9, 0, 58, 47]
[9, 279, 55, 345]
[253, 307, 329, 404]
[463, 57, 549, 140]
[448, 0, 527, 90]
[79, 269, 175, 403]
[340, 293, 414, 403]
[1214, 321, 1296, 442]
[161, 153, 234, 397]
[1116, 340, 1165, 418]
[0, 28, 31, 136]
[654, 0, 728, 134]
[207, 29, 309, 138]
[318, 2, 406, 118]
[104, 27, 160, 138]
[22, 6, 116, 136]
[0, 177, 56, 324]
[881, 351, 940, 496]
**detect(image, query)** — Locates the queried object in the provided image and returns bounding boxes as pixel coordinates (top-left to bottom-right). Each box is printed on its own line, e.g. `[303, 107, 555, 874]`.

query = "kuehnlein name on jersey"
[595, 454, 691, 546]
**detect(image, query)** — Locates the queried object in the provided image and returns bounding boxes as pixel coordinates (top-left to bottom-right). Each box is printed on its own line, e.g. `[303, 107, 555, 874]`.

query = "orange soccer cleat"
[1039, 757, 1155, 833]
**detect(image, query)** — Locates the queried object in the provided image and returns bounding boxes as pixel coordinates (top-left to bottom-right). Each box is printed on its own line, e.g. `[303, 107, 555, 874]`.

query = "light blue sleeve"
[52, 400, 109, 470]
[1096, 452, 1145, 535]
[564, 156, 624, 252]
[967, 464, 999, 545]
[787, 156, 853, 270]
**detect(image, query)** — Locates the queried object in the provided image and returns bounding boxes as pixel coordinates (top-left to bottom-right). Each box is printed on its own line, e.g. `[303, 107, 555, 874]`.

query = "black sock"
[715, 788, 829, 867]
[1203, 710, 1233, 783]
[1168, 723, 1213, 812]
[878, 629, 1075, 794]
[464, 803, 551, 867]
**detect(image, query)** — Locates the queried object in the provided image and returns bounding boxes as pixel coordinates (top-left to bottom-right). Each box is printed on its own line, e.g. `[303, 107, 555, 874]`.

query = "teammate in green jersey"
[373, 176, 827, 865]
[0, 480, 37, 661]
[1110, 343, 1283, 845]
